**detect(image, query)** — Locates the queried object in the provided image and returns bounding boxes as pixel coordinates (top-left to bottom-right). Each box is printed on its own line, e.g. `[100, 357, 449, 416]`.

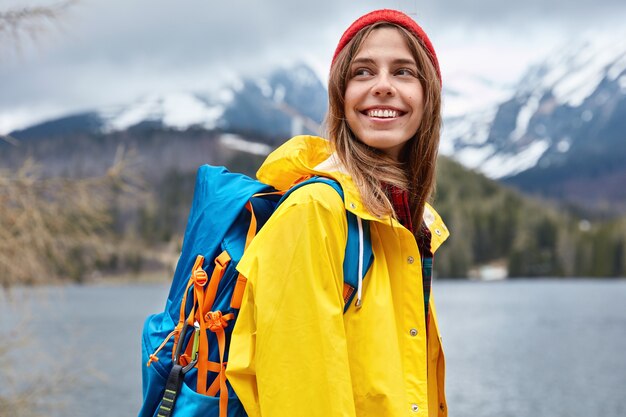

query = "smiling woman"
[224, 8, 450, 417]
[327, 10, 443, 226]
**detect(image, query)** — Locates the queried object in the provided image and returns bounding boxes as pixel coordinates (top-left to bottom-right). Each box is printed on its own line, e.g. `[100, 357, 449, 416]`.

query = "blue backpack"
[139, 165, 373, 417]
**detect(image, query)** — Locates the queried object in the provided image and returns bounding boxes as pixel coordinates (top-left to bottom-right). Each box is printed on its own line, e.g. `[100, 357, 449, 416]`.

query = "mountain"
[442, 33, 626, 213]
[4, 32, 626, 213]
[0, 63, 327, 181]
[7, 62, 326, 145]
[219, 64, 327, 143]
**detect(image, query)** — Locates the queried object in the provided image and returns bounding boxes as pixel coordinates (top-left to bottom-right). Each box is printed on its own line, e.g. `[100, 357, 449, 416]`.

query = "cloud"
[0, 0, 625, 133]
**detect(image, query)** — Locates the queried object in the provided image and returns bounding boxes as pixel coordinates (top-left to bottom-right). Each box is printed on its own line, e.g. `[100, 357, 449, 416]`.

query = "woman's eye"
[353, 68, 372, 77]
[396, 68, 416, 77]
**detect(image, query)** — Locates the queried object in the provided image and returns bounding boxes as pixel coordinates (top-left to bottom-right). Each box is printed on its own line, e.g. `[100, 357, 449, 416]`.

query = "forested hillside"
[120, 150, 626, 280]
[433, 157, 626, 278]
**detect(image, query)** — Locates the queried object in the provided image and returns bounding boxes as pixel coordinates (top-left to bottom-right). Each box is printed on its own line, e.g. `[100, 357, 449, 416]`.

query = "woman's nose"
[372, 72, 395, 96]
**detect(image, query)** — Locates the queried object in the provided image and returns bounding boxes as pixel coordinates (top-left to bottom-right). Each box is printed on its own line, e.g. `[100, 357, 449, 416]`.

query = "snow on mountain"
[440, 74, 511, 158]
[90, 63, 326, 141]
[441, 30, 626, 179]
[219, 133, 272, 156]
[440, 72, 516, 173]
[99, 92, 230, 132]
[442, 73, 513, 119]
[521, 33, 626, 107]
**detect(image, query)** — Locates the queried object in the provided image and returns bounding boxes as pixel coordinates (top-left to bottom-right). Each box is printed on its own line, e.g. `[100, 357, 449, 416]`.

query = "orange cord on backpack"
[166, 252, 238, 417]
[193, 252, 232, 403]
[147, 328, 178, 367]
[206, 310, 234, 417]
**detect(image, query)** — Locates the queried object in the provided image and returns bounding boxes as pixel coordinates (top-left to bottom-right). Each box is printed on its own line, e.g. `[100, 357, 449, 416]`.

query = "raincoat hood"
[257, 135, 449, 252]
[257, 135, 361, 210]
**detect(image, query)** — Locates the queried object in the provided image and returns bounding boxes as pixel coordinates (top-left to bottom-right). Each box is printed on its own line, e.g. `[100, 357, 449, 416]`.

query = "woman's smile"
[361, 107, 406, 119]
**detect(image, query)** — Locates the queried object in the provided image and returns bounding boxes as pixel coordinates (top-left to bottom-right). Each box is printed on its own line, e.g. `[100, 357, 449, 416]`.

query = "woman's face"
[343, 27, 424, 161]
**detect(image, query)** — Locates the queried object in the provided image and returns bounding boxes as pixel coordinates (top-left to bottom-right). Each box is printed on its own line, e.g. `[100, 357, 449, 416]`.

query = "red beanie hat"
[331, 9, 441, 85]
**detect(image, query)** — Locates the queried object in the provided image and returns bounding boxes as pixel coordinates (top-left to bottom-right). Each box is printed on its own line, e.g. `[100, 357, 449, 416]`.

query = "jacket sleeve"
[226, 183, 357, 417]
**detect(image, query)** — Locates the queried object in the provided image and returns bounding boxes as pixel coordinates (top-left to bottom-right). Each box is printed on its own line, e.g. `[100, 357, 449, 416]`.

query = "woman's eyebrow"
[351, 57, 417, 66]
[351, 57, 376, 65]
[393, 58, 417, 66]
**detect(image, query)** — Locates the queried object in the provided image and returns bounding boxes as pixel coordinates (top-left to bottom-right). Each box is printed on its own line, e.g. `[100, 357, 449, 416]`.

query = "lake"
[1, 279, 625, 417]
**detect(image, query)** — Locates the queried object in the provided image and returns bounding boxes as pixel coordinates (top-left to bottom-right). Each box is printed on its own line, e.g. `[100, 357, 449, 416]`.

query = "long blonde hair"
[325, 22, 442, 232]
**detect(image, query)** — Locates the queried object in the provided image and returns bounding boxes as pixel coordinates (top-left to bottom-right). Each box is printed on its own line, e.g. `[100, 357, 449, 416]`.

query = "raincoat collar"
[257, 135, 449, 252]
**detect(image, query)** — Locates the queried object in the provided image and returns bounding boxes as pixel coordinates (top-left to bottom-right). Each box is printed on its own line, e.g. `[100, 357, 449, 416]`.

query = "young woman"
[226, 9, 449, 417]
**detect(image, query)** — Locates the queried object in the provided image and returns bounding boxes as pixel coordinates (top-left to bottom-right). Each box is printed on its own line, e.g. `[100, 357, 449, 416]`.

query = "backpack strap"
[342, 209, 373, 312]
[278, 177, 374, 313]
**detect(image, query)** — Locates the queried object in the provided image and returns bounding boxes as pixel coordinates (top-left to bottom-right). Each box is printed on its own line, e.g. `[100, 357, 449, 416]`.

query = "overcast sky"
[1, 0, 625, 133]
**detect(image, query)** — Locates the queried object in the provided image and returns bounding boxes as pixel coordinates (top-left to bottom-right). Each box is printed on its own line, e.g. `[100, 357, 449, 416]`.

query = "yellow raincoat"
[226, 135, 450, 417]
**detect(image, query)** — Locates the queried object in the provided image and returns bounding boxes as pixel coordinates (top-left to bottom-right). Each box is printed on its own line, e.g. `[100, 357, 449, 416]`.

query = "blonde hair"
[325, 22, 442, 232]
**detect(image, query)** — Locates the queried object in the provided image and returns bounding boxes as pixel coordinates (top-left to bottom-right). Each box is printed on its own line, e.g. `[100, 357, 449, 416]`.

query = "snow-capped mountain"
[6, 63, 327, 144]
[441, 32, 626, 181]
[99, 62, 327, 142]
[4, 32, 626, 211]
[440, 75, 515, 174]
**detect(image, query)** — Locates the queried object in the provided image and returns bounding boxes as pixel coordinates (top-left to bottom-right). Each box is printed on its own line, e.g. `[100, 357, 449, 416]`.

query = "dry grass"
[0, 147, 144, 289]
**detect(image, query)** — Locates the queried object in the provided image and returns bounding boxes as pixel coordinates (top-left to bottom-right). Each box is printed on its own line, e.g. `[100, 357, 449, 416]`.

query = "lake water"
[1, 279, 625, 417]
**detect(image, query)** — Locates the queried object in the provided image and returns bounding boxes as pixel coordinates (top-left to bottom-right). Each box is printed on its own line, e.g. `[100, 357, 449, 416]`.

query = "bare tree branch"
[0, 0, 79, 49]
[0, 1, 78, 31]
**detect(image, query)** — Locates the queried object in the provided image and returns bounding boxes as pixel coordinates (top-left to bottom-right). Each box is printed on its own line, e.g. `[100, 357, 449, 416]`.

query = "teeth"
[368, 109, 398, 118]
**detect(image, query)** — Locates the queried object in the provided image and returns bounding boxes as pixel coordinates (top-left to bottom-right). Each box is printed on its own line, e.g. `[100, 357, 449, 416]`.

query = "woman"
[226, 9, 449, 417]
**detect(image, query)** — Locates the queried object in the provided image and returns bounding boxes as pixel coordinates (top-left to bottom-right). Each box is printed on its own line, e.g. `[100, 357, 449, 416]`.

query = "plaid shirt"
[384, 184, 433, 326]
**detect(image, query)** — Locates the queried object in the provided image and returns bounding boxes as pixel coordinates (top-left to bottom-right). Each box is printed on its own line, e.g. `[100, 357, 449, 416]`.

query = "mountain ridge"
[4, 32, 626, 213]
